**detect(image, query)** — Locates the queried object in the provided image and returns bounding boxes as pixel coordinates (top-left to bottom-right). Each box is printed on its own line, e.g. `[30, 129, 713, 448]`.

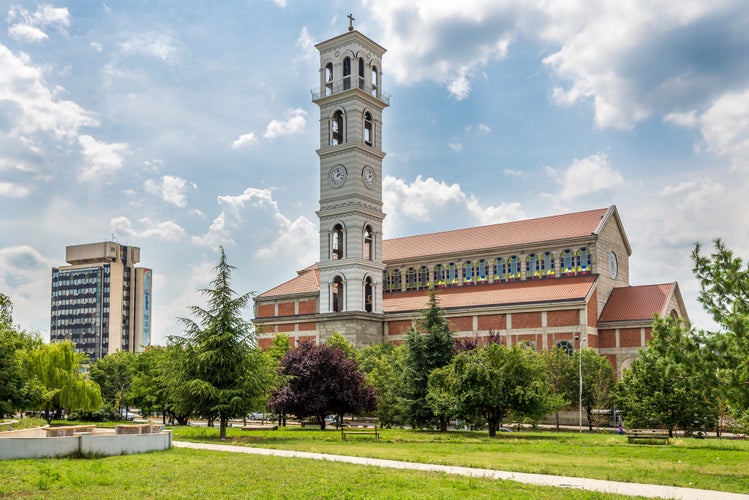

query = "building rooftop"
[382, 207, 611, 262]
[599, 283, 677, 322]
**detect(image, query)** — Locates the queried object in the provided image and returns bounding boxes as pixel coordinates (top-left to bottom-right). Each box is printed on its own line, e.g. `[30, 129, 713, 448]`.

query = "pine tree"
[170, 247, 273, 439]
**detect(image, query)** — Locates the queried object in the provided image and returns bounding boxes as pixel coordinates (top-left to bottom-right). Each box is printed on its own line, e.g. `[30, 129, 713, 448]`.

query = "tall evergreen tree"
[398, 290, 454, 430]
[169, 247, 273, 439]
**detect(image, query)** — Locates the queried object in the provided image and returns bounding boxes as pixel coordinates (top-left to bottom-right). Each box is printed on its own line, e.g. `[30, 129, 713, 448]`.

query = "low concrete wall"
[0, 426, 172, 460]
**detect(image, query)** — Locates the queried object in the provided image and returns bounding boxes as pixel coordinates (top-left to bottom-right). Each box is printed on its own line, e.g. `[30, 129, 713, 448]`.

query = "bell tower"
[312, 19, 389, 329]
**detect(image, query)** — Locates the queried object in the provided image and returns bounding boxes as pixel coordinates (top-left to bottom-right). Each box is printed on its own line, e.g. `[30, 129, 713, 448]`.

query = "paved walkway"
[173, 441, 747, 499]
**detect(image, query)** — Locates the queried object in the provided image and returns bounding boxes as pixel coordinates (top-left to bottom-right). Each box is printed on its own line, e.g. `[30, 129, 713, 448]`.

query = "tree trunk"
[219, 416, 228, 440]
[555, 412, 560, 431]
[487, 419, 498, 437]
[439, 415, 448, 432]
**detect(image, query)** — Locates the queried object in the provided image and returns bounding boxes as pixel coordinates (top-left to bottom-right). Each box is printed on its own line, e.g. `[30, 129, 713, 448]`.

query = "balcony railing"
[311, 78, 390, 105]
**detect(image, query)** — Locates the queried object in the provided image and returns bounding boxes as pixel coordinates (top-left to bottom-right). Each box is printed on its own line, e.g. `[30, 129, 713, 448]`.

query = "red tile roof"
[256, 265, 319, 298]
[598, 284, 676, 322]
[256, 207, 621, 299]
[383, 275, 597, 313]
[383, 207, 610, 262]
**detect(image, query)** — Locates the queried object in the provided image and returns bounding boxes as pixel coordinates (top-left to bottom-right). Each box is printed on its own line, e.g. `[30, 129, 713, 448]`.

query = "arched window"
[385, 269, 401, 293]
[418, 266, 429, 290]
[343, 57, 351, 90]
[447, 262, 459, 286]
[358, 57, 365, 89]
[474, 259, 488, 284]
[364, 277, 373, 312]
[556, 340, 574, 356]
[405, 267, 417, 291]
[526, 253, 539, 279]
[507, 256, 520, 281]
[462, 260, 472, 284]
[331, 110, 344, 145]
[371, 65, 378, 97]
[561, 249, 575, 275]
[577, 247, 591, 274]
[493, 257, 505, 282]
[332, 276, 344, 312]
[324, 63, 334, 96]
[364, 225, 373, 260]
[541, 251, 555, 278]
[332, 224, 344, 260]
[434, 264, 445, 287]
[363, 111, 373, 146]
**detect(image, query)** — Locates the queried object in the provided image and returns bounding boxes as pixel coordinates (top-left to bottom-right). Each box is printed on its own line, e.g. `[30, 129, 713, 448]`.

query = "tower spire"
[347, 13, 355, 31]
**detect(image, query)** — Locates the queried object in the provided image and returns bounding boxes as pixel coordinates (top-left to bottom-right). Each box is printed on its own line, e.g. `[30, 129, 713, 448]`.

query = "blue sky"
[2, 1, 748, 344]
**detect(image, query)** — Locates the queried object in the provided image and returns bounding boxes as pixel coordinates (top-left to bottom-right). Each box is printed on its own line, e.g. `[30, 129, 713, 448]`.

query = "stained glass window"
[577, 247, 591, 274]
[493, 258, 505, 282]
[526, 253, 539, 279]
[462, 260, 472, 284]
[507, 256, 520, 280]
[561, 249, 574, 275]
[541, 251, 555, 278]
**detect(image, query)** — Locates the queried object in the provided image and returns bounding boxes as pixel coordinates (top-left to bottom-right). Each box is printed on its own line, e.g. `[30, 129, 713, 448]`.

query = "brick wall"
[512, 312, 542, 329]
[477, 314, 506, 330]
[547, 310, 579, 327]
[257, 304, 275, 318]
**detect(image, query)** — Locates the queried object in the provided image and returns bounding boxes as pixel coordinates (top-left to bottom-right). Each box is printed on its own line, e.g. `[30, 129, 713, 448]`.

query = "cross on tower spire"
[347, 13, 355, 31]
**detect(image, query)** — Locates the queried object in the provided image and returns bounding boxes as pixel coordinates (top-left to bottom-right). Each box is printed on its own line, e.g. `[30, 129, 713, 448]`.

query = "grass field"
[1, 420, 747, 498]
[170, 425, 749, 494]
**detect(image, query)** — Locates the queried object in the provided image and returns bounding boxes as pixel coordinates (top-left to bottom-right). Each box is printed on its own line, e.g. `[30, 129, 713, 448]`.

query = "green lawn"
[2, 421, 748, 497]
[0, 447, 631, 499]
[171, 425, 749, 494]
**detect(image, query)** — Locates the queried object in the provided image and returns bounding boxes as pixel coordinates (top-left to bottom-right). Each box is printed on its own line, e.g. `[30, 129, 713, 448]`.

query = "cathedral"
[252, 24, 688, 376]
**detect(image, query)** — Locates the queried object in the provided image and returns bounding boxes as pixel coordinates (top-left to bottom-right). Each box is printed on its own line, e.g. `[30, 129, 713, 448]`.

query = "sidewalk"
[173, 441, 748, 499]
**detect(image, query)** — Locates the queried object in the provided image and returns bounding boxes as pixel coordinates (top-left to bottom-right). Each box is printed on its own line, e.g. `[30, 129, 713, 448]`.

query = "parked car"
[120, 410, 138, 421]
[249, 411, 268, 420]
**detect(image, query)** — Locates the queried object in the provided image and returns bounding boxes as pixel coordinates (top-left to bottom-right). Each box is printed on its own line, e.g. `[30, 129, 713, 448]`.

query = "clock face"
[608, 251, 618, 279]
[329, 165, 346, 187]
[362, 166, 375, 188]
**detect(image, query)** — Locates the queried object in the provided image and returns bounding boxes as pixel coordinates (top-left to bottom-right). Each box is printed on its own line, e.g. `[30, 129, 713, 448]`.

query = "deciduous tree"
[428, 343, 564, 436]
[21, 341, 102, 423]
[269, 342, 376, 429]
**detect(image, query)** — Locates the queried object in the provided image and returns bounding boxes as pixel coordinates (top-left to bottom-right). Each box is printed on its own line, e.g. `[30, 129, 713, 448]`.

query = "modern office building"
[50, 242, 152, 362]
[251, 23, 689, 376]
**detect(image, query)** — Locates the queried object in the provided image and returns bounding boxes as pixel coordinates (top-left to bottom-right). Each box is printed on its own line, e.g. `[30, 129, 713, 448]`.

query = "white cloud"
[120, 32, 178, 64]
[664, 111, 698, 128]
[144, 175, 195, 207]
[232, 132, 259, 149]
[366, 1, 514, 100]
[0, 182, 30, 198]
[8, 24, 48, 43]
[698, 89, 749, 168]
[449, 141, 463, 152]
[382, 175, 526, 234]
[111, 216, 187, 242]
[0, 245, 54, 336]
[193, 187, 317, 267]
[78, 135, 128, 181]
[263, 108, 307, 140]
[0, 45, 98, 140]
[546, 152, 626, 203]
[295, 26, 316, 63]
[504, 168, 523, 177]
[7, 4, 69, 44]
[448, 76, 471, 101]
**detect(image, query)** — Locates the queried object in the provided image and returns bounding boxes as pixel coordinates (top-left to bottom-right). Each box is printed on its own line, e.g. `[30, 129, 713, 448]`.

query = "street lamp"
[575, 335, 584, 433]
